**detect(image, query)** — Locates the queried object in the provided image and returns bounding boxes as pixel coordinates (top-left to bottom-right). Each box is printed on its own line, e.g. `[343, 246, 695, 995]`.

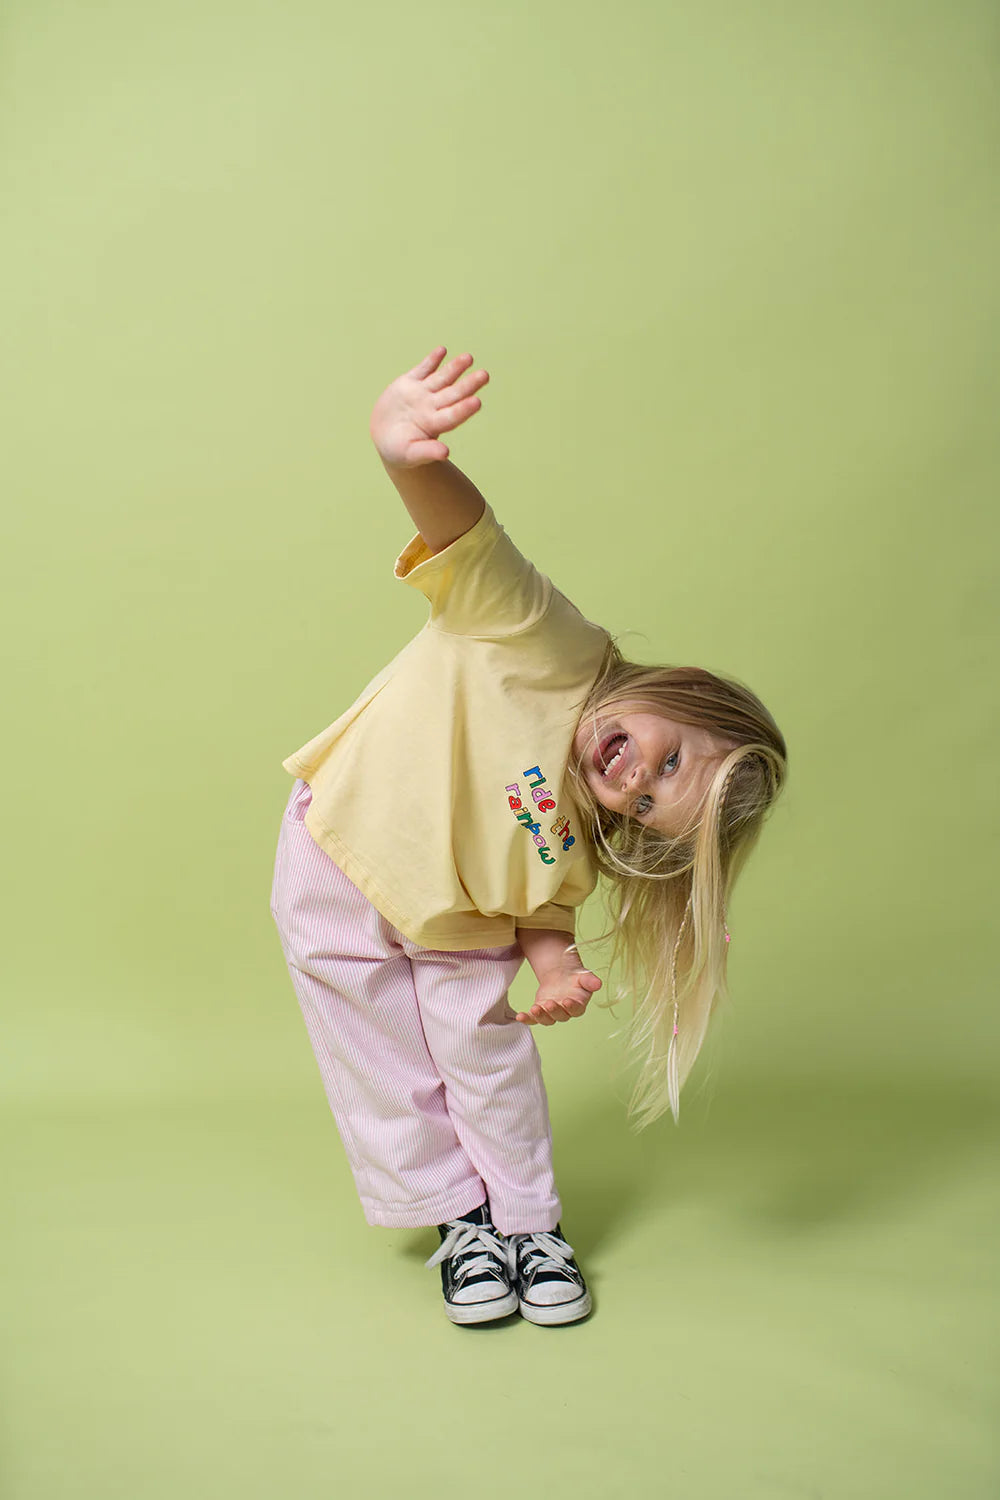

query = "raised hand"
[369, 346, 489, 470]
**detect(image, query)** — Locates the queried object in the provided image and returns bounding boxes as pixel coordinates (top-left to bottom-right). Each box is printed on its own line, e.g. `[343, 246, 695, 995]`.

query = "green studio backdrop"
[2, 1, 997, 1497]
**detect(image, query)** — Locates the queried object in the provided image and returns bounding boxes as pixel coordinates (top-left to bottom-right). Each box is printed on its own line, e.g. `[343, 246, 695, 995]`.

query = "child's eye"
[632, 752, 680, 819]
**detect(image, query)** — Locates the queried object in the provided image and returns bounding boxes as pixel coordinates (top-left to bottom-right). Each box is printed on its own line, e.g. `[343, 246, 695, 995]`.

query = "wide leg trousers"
[269, 778, 562, 1235]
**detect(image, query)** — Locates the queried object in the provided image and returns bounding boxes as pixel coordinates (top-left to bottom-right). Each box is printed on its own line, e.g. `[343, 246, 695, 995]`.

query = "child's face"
[571, 708, 728, 836]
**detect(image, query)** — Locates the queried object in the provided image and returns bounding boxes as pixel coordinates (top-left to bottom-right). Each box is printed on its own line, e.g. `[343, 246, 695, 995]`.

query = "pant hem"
[360, 1183, 488, 1229]
[490, 1201, 563, 1236]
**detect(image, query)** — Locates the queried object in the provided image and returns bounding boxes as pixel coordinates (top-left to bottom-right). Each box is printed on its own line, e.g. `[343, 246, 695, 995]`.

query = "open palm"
[369, 345, 489, 469]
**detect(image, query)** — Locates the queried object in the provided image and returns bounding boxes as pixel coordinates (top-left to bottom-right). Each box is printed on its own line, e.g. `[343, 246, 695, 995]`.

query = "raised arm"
[370, 346, 490, 554]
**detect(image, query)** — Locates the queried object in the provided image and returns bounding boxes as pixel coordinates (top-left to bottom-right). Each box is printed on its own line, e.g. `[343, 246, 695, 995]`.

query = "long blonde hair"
[567, 639, 788, 1131]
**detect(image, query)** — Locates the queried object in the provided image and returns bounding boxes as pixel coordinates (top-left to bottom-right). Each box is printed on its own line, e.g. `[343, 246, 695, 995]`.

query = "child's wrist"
[516, 927, 580, 983]
[538, 946, 585, 987]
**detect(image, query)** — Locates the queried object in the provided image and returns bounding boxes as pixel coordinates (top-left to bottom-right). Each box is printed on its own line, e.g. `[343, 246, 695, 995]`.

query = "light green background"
[3, 1, 997, 1496]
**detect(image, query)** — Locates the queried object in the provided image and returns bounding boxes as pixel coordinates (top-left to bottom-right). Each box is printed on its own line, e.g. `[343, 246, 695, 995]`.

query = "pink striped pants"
[269, 778, 561, 1234]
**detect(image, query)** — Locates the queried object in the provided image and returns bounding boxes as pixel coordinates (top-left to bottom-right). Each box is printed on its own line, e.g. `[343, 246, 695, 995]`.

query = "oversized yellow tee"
[280, 501, 612, 951]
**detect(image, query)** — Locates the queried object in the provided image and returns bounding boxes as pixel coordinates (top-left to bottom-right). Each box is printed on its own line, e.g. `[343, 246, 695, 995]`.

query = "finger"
[404, 438, 451, 465]
[424, 351, 474, 393]
[514, 1012, 536, 1025]
[434, 368, 489, 409]
[560, 1001, 585, 1019]
[574, 972, 602, 992]
[408, 346, 448, 378]
[531, 1006, 556, 1027]
[432, 395, 483, 434]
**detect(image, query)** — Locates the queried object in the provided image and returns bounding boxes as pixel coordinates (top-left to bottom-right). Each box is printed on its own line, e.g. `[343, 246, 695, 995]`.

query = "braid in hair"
[665, 759, 739, 1119]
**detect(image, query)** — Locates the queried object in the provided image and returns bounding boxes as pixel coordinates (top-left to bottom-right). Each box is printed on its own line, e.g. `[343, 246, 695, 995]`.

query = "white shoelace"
[425, 1223, 508, 1285]
[506, 1230, 577, 1281]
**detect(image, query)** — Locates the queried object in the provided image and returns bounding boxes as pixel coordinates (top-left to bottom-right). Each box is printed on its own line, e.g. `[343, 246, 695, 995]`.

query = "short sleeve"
[394, 502, 552, 637]
[513, 901, 578, 936]
[513, 840, 598, 929]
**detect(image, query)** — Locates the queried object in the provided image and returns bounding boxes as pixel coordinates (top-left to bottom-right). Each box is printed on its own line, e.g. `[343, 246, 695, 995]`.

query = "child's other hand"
[515, 968, 602, 1026]
[370, 346, 489, 468]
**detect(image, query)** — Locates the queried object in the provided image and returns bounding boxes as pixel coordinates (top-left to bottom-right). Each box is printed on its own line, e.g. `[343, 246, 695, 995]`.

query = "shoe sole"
[518, 1290, 592, 1325]
[444, 1289, 519, 1325]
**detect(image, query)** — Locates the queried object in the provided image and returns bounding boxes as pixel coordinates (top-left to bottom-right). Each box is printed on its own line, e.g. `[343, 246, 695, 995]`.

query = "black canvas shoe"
[505, 1224, 592, 1325]
[424, 1202, 518, 1325]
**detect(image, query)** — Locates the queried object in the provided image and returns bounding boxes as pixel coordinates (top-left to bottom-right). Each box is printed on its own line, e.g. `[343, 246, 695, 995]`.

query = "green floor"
[6, 1071, 996, 1499]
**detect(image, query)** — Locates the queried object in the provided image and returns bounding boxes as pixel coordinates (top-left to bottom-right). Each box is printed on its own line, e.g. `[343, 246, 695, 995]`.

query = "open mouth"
[594, 733, 629, 779]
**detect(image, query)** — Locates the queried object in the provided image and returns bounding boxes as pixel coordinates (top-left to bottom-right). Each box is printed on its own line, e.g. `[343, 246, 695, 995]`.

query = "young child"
[269, 346, 787, 1327]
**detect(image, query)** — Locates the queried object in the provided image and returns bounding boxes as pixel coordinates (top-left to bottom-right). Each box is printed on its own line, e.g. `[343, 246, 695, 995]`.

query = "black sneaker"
[505, 1224, 592, 1325]
[424, 1202, 518, 1325]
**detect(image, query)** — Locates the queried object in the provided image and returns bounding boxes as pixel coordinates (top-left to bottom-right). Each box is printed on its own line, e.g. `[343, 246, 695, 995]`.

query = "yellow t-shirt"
[280, 501, 612, 951]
